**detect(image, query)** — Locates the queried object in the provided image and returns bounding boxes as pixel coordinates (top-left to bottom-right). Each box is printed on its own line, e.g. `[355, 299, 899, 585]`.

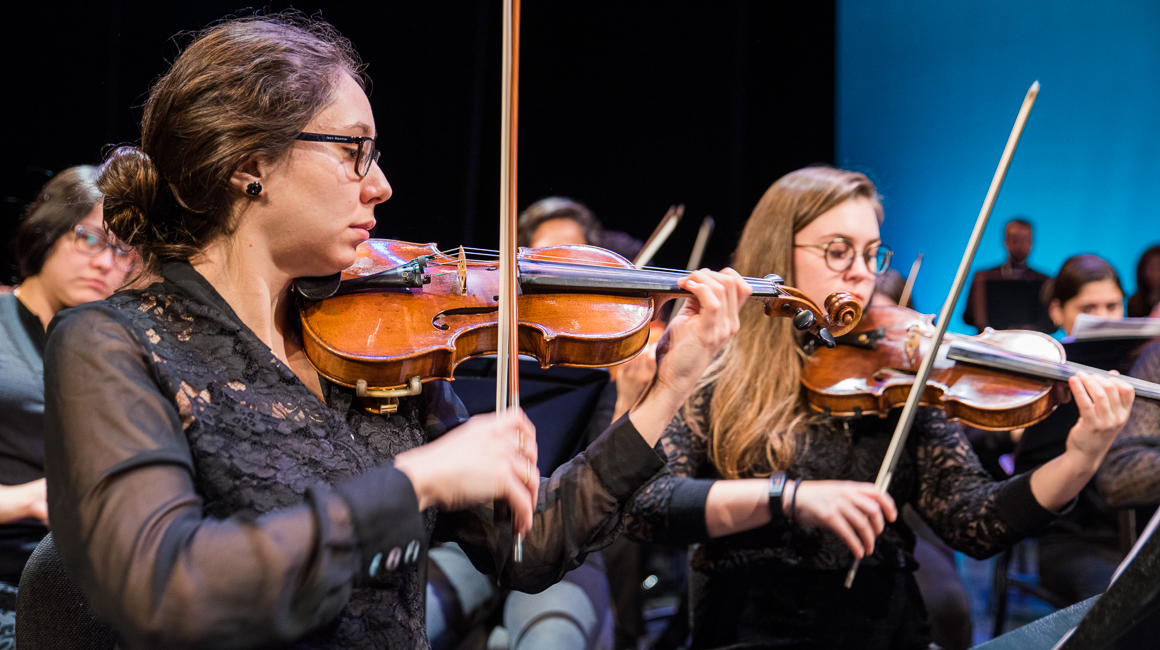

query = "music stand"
[985, 279, 1054, 332]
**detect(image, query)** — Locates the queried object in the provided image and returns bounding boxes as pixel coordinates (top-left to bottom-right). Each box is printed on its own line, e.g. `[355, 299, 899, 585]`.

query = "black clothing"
[43, 261, 665, 650]
[0, 293, 47, 486]
[15, 296, 45, 357]
[0, 292, 49, 584]
[693, 567, 930, 650]
[1015, 346, 1158, 606]
[627, 385, 1059, 649]
[963, 260, 1050, 331]
[905, 507, 971, 650]
[1016, 403, 1121, 552]
[1037, 536, 1122, 604]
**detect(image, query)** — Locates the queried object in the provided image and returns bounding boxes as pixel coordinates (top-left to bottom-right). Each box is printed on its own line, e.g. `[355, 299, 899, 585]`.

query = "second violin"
[802, 305, 1160, 431]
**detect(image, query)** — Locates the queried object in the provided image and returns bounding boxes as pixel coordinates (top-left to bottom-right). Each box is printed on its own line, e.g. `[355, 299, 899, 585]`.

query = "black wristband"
[767, 472, 788, 522]
[789, 478, 801, 526]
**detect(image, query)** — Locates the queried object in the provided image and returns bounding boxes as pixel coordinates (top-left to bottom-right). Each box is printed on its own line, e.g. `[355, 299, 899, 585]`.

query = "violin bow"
[898, 252, 923, 308]
[496, 0, 525, 562]
[634, 204, 684, 268]
[669, 216, 716, 319]
[687, 216, 716, 271]
[845, 81, 1040, 588]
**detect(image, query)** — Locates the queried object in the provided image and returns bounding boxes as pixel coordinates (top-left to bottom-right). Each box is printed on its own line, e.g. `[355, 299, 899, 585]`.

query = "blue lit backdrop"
[836, 0, 1160, 333]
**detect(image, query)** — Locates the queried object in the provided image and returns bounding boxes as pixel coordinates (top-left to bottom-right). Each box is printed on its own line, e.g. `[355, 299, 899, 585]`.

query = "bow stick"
[669, 216, 716, 318]
[496, 0, 525, 562]
[898, 253, 923, 308]
[687, 216, 716, 271]
[634, 204, 684, 268]
[845, 80, 1040, 588]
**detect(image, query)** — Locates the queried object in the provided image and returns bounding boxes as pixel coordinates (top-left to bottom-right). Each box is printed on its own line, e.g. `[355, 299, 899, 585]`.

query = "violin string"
[428, 258, 790, 295]
[431, 245, 791, 294]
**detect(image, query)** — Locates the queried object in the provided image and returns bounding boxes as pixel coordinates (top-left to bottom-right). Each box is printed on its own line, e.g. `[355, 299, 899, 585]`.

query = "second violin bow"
[634, 205, 684, 268]
[898, 253, 923, 308]
[845, 80, 1040, 588]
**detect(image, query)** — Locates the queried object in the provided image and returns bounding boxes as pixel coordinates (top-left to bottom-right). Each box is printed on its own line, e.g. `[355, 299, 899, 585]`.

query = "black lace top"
[626, 383, 1059, 648]
[43, 262, 665, 650]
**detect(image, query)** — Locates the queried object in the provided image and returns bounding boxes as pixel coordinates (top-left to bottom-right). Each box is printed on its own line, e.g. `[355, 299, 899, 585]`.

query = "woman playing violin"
[39, 14, 750, 649]
[626, 166, 1135, 649]
[1015, 254, 1131, 605]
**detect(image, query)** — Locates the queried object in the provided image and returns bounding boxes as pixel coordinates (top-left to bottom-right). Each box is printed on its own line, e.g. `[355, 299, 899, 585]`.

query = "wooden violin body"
[802, 306, 1069, 430]
[301, 240, 653, 392]
[300, 239, 862, 393]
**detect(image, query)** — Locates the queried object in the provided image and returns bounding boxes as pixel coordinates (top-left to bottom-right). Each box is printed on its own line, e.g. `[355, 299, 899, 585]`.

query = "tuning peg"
[819, 328, 836, 348]
[792, 309, 816, 331]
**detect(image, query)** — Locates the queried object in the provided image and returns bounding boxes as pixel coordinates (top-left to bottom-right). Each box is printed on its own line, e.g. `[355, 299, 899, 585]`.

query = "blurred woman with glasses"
[0, 165, 133, 642]
[626, 166, 1135, 649]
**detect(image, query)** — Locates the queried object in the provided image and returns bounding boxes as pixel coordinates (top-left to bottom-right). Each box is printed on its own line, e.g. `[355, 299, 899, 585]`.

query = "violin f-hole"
[432, 306, 499, 331]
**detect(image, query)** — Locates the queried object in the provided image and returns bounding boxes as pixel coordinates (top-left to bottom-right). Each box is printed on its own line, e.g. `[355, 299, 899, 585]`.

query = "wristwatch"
[768, 472, 788, 521]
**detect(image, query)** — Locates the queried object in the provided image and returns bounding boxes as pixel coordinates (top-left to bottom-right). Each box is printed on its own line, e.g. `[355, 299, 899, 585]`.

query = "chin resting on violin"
[624, 166, 1135, 650]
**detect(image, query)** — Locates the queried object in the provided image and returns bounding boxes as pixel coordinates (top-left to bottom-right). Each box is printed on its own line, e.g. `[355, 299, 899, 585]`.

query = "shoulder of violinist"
[1096, 338, 1160, 509]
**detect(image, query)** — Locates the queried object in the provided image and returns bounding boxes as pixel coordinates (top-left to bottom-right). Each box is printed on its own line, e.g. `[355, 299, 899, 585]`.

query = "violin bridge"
[457, 247, 468, 294]
[904, 327, 922, 364]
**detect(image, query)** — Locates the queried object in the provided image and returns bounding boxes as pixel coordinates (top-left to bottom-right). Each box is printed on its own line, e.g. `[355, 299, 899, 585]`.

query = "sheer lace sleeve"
[434, 414, 666, 593]
[912, 408, 1057, 559]
[43, 306, 425, 649]
[1098, 340, 1160, 509]
[625, 389, 718, 546]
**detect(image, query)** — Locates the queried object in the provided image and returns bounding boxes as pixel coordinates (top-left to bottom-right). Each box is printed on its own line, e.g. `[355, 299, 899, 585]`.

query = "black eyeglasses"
[74, 225, 136, 271]
[296, 132, 380, 178]
[794, 238, 893, 276]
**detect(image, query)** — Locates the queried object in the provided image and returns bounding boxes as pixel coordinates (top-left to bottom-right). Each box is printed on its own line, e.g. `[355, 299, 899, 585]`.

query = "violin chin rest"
[294, 273, 343, 301]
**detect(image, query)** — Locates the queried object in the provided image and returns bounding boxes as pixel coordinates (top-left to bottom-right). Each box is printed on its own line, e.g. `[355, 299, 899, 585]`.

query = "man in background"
[964, 217, 1050, 331]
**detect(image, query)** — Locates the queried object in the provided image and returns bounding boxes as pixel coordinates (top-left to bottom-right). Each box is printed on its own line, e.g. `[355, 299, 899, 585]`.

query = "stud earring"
[246, 181, 262, 196]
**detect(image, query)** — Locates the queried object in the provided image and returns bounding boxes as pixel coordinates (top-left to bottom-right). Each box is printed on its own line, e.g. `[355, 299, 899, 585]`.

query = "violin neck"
[946, 340, 1160, 401]
[516, 259, 783, 297]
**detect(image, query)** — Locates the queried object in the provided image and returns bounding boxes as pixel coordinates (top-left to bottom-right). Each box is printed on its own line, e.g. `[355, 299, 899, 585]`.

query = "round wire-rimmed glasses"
[73, 225, 136, 272]
[296, 132, 381, 178]
[795, 238, 893, 276]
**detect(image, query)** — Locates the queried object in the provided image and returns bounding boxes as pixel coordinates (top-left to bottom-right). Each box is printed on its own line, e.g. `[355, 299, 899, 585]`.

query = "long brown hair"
[98, 13, 365, 274]
[689, 166, 882, 479]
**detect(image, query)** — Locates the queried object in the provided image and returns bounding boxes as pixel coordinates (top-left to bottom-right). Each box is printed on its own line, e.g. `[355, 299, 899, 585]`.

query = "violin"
[297, 239, 863, 405]
[803, 305, 1160, 431]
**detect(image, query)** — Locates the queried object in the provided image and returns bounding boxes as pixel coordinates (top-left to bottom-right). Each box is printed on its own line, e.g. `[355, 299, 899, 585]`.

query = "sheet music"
[1067, 314, 1160, 341]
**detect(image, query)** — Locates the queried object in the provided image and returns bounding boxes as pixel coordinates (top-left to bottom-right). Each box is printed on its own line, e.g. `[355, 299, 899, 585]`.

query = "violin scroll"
[752, 284, 863, 344]
[824, 291, 863, 333]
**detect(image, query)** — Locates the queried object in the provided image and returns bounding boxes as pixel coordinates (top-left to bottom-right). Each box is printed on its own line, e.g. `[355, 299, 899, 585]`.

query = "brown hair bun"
[97, 146, 172, 265]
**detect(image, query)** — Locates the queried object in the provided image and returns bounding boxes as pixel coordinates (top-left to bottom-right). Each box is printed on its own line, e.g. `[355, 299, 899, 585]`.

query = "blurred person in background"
[964, 218, 1050, 331]
[1126, 245, 1160, 318]
[1015, 254, 1128, 606]
[0, 165, 133, 644]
